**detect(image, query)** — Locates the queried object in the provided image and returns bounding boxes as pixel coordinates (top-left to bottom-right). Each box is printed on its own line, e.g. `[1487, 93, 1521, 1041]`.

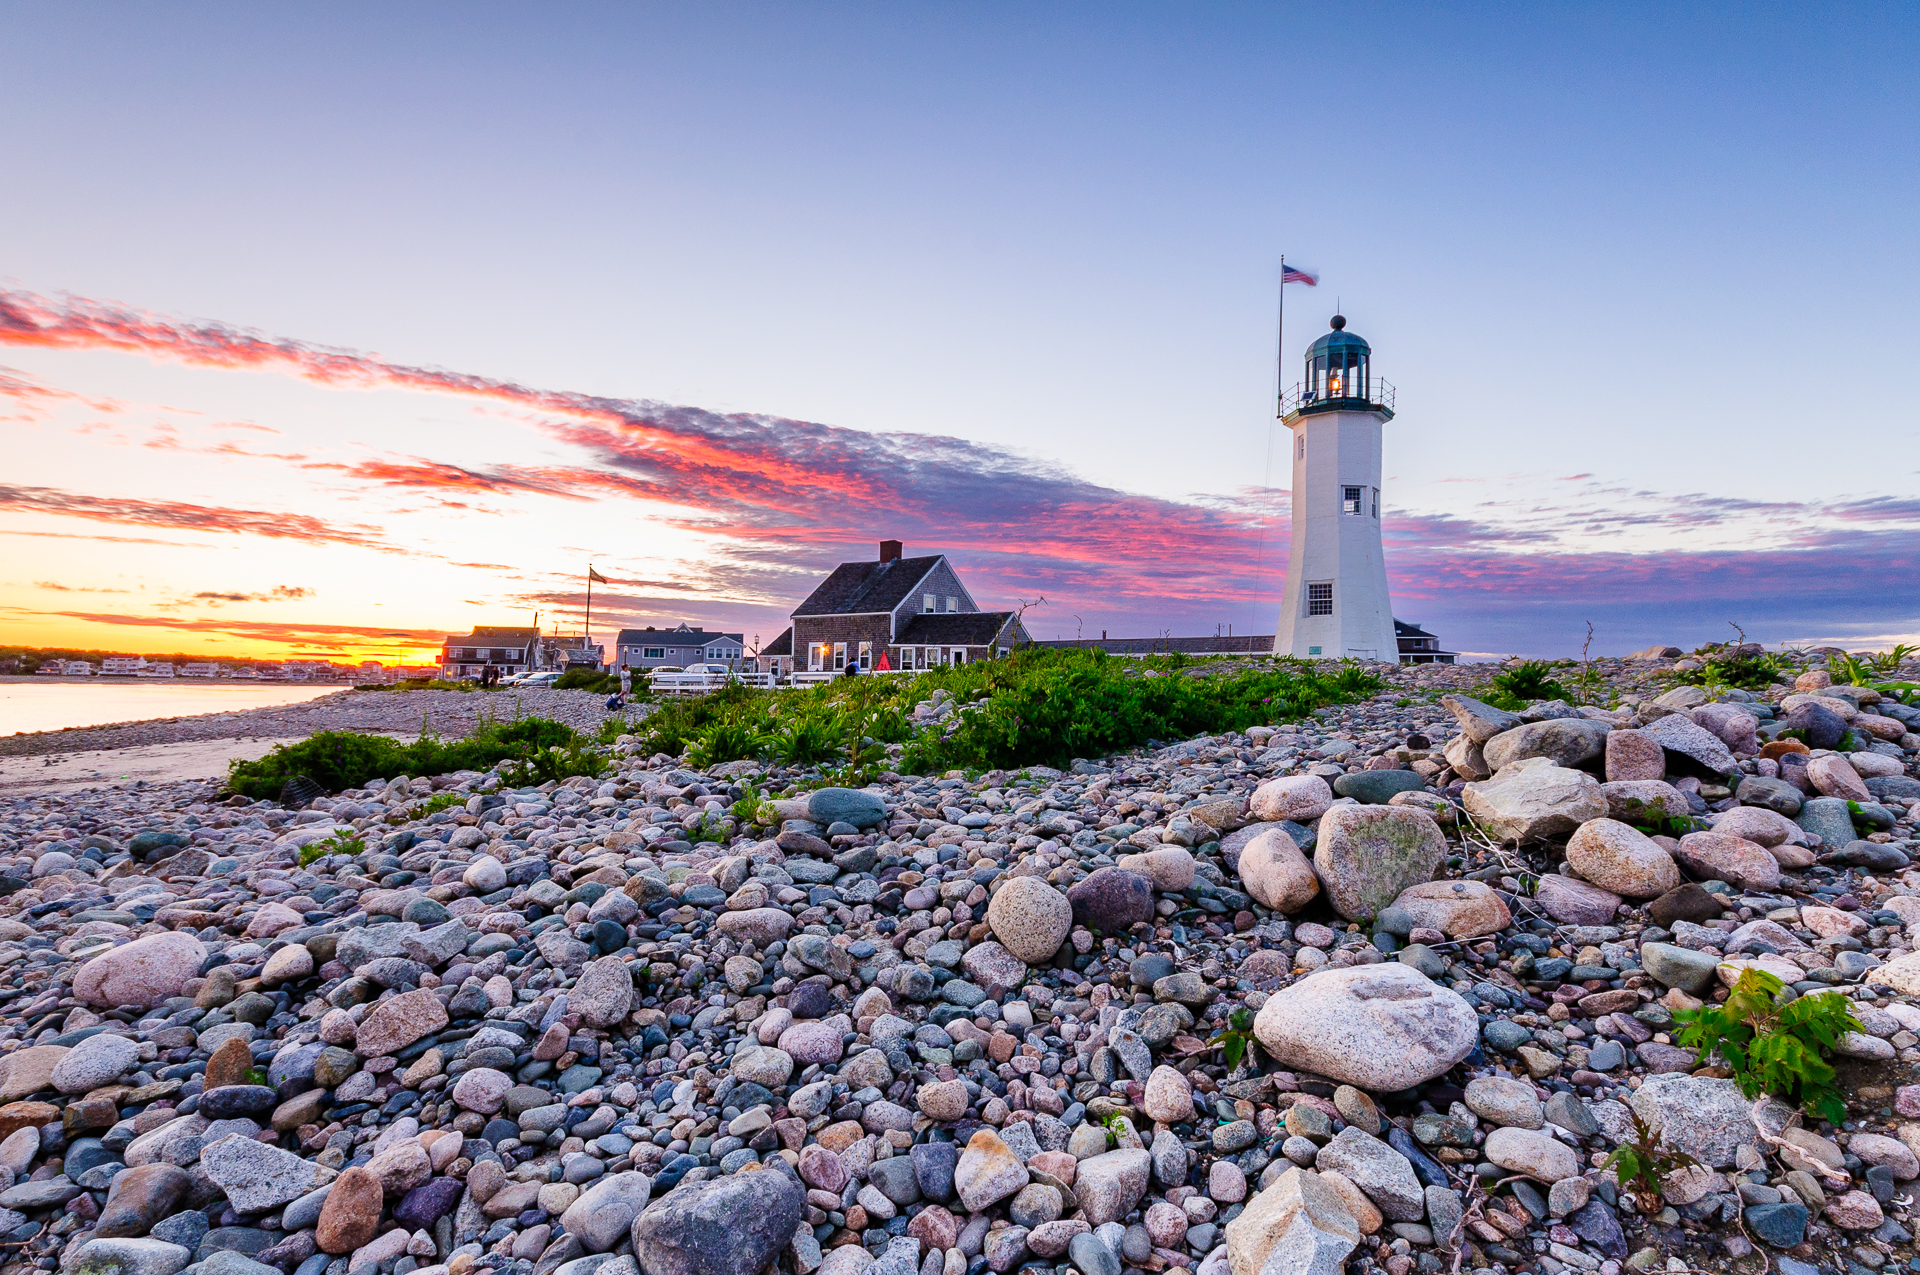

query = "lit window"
[924, 594, 936, 613]
[1342, 486, 1363, 515]
[858, 641, 871, 669]
[1308, 582, 1334, 616]
[946, 596, 958, 612]
[833, 642, 846, 670]
[809, 643, 825, 672]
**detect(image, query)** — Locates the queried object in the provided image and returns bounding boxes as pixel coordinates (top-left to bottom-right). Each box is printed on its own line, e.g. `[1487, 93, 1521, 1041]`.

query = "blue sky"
[2, 4, 1916, 660]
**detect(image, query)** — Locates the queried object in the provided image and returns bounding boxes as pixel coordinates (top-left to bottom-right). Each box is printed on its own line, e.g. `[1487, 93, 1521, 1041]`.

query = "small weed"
[1210, 1006, 1257, 1070]
[730, 783, 773, 828]
[1617, 796, 1706, 840]
[1603, 1110, 1701, 1213]
[498, 740, 608, 788]
[689, 812, 729, 845]
[1673, 967, 1862, 1123]
[1868, 644, 1918, 674]
[301, 827, 365, 866]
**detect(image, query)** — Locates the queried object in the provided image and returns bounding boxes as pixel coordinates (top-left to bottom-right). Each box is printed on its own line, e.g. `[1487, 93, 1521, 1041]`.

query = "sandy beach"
[0, 685, 648, 793]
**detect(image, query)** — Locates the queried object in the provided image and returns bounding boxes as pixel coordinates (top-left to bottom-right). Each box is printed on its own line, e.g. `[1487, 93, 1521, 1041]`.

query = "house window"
[923, 593, 936, 613]
[913, 646, 926, 670]
[946, 596, 958, 612]
[808, 643, 826, 672]
[1308, 645, 1323, 655]
[858, 641, 871, 670]
[1342, 486, 1363, 515]
[951, 648, 967, 665]
[1307, 582, 1334, 616]
[997, 647, 1010, 658]
[644, 647, 665, 659]
[833, 642, 846, 670]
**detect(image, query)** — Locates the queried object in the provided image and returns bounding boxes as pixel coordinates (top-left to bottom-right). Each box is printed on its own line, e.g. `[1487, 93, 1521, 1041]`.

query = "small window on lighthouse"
[1307, 582, 1333, 616]
[1297, 436, 1304, 460]
[1342, 486, 1363, 515]
[1372, 487, 1379, 517]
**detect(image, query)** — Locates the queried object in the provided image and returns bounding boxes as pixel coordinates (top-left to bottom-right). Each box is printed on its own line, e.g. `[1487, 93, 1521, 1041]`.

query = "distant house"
[762, 540, 1029, 675]
[100, 656, 147, 677]
[143, 663, 177, 678]
[440, 626, 539, 679]
[180, 662, 220, 678]
[537, 636, 607, 672]
[1394, 620, 1456, 665]
[614, 624, 743, 671]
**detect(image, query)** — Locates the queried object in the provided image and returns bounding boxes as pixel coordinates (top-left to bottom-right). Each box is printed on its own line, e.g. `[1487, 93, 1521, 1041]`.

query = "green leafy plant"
[499, 739, 609, 787]
[689, 811, 730, 845]
[228, 715, 585, 799]
[1101, 1110, 1132, 1149]
[730, 783, 773, 828]
[1210, 1006, 1257, 1070]
[1872, 681, 1919, 706]
[686, 721, 760, 769]
[761, 716, 845, 767]
[1828, 653, 1875, 687]
[301, 827, 366, 866]
[411, 792, 466, 818]
[1673, 967, 1862, 1123]
[1602, 1109, 1701, 1213]
[1481, 660, 1570, 711]
[1672, 647, 1785, 692]
[1869, 644, 1919, 674]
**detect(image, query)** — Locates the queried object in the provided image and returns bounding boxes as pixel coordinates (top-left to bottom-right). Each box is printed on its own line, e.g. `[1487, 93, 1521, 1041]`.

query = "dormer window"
[946, 597, 958, 612]
[924, 594, 936, 613]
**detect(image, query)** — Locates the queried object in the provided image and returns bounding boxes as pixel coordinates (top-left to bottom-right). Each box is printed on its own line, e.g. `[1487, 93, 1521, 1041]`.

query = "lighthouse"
[1272, 315, 1399, 662]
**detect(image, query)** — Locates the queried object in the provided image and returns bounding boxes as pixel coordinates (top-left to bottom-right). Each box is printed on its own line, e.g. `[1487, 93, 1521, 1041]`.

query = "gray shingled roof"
[793, 556, 944, 616]
[895, 612, 1016, 646]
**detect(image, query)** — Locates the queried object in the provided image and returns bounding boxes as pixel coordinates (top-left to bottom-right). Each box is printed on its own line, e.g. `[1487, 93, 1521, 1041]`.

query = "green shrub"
[687, 722, 760, 769]
[1675, 649, 1785, 691]
[1673, 967, 1861, 1123]
[1481, 660, 1570, 710]
[300, 827, 365, 865]
[227, 715, 593, 799]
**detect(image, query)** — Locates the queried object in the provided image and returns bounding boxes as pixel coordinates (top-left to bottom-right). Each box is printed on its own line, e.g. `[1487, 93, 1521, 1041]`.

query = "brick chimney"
[879, 540, 903, 563]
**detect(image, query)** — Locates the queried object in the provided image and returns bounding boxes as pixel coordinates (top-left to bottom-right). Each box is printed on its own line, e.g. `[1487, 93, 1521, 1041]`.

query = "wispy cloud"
[191, 586, 313, 605]
[4, 286, 1916, 655]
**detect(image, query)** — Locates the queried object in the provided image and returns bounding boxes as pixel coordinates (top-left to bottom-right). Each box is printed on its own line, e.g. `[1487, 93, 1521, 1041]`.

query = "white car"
[516, 671, 564, 687]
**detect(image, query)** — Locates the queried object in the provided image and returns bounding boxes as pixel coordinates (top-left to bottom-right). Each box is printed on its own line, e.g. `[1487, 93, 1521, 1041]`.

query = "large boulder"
[1066, 867, 1155, 933]
[1603, 729, 1666, 782]
[1387, 880, 1511, 940]
[629, 1167, 804, 1275]
[1597, 780, 1689, 823]
[1672, 831, 1782, 891]
[1311, 806, 1446, 922]
[1640, 712, 1740, 778]
[1440, 694, 1521, 744]
[1564, 819, 1681, 899]
[73, 933, 206, 1009]
[1462, 759, 1607, 843]
[1482, 719, 1611, 772]
[1253, 964, 1478, 1091]
[1627, 1074, 1761, 1168]
[573, 956, 636, 1029]
[1692, 703, 1760, 753]
[807, 787, 888, 828]
[987, 876, 1074, 964]
[561, 1171, 654, 1253]
[1237, 828, 1321, 913]
[1532, 874, 1623, 926]
[1223, 1168, 1359, 1275]
[1249, 775, 1334, 824]
[353, 988, 449, 1057]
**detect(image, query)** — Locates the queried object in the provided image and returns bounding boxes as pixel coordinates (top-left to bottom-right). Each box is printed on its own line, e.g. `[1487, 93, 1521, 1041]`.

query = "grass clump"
[227, 715, 589, 799]
[1673, 646, 1786, 692]
[630, 648, 1381, 775]
[1603, 1110, 1701, 1214]
[300, 827, 366, 866]
[1674, 967, 1862, 1124]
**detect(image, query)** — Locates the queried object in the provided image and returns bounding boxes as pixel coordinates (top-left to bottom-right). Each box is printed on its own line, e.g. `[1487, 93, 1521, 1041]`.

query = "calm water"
[0, 679, 342, 736]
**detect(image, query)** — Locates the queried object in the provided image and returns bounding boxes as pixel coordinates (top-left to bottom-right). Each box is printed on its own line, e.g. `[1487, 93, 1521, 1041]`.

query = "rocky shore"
[0, 690, 641, 760]
[0, 649, 1915, 1275]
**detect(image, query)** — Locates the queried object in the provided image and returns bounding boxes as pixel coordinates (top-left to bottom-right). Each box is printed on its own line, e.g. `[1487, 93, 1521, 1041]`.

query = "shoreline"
[0, 685, 643, 761]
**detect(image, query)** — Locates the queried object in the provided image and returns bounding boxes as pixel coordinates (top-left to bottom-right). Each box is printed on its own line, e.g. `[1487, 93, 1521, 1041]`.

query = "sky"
[2, 3, 1917, 665]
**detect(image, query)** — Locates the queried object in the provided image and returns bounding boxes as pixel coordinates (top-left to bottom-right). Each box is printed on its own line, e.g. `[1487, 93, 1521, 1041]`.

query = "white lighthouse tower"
[1272, 314, 1399, 661]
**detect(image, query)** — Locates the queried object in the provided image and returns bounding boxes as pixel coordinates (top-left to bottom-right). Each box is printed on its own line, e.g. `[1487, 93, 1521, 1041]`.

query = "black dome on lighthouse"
[1307, 314, 1370, 358]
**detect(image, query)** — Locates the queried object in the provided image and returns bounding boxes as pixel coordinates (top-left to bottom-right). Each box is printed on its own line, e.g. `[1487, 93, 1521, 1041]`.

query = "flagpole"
[1276, 255, 1286, 418]
[585, 565, 593, 650]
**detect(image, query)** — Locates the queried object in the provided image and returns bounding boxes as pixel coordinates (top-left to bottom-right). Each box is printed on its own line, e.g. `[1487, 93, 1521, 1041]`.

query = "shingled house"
[760, 541, 1028, 675]
[439, 626, 538, 679]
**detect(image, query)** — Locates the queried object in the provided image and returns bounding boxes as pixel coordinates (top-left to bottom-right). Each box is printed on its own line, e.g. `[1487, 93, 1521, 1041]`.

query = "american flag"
[1282, 265, 1318, 286]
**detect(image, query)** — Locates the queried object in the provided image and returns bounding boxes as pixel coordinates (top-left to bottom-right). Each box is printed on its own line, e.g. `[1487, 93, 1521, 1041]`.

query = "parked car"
[517, 671, 563, 687]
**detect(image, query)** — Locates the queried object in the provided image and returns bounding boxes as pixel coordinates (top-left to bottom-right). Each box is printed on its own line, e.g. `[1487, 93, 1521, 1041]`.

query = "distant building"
[1394, 620, 1455, 664]
[37, 660, 96, 676]
[143, 663, 176, 678]
[765, 540, 1029, 675]
[1041, 619, 1454, 665]
[440, 627, 538, 679]
[179, 662, 220, 678]
[537, 636, 606, 671]
[100, 656, 147, 676]
[613, 624, 743, 671]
